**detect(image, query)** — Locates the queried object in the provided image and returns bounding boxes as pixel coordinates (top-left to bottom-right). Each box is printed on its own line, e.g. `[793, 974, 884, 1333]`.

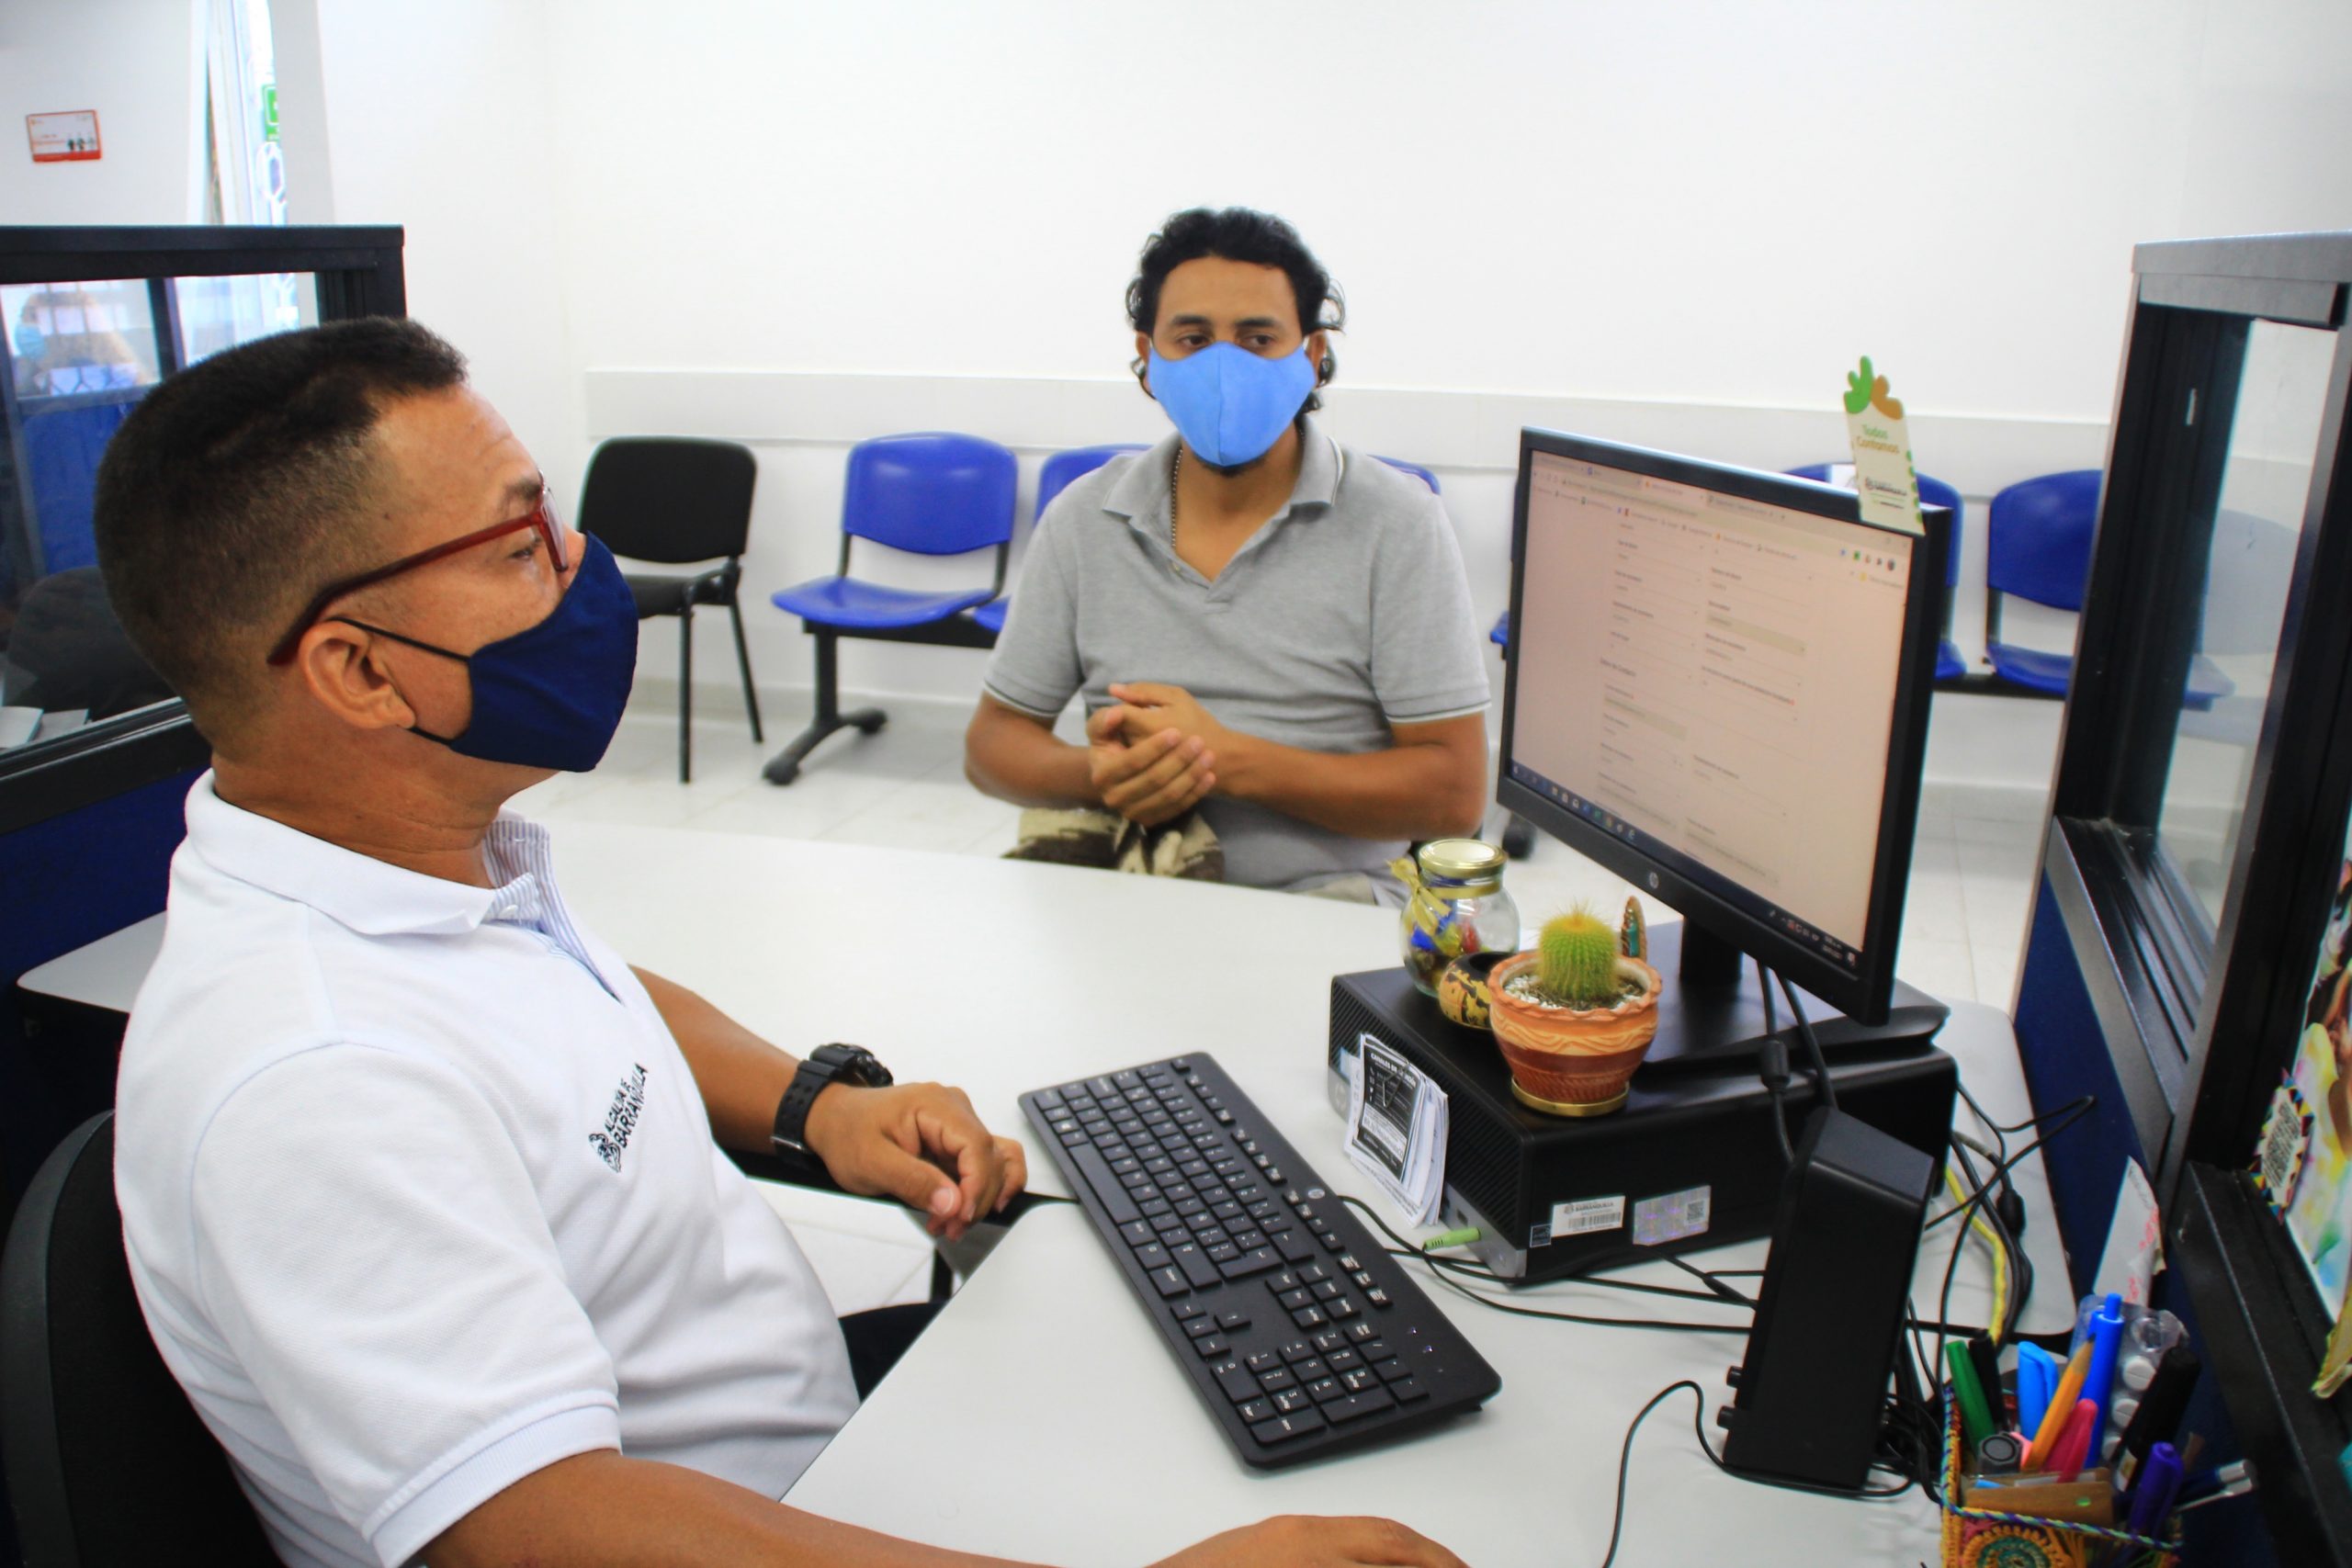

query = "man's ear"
[295, 621, 417, 733]
[1307, 329, 1332, 384]
[1134, 331, 1157, 400]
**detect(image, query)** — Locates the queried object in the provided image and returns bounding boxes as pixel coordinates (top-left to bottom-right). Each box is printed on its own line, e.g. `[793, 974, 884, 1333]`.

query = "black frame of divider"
[0, 226, 406, 836]
[2041, 231, 2352, 1564]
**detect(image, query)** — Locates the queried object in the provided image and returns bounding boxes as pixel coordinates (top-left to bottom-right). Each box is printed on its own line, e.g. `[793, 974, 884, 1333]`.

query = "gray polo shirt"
[984, 418, 1490, 900]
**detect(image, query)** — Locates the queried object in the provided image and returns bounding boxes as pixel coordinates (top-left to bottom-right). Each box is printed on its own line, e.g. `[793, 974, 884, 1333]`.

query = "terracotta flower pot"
[1487, 950, 1665, 1116]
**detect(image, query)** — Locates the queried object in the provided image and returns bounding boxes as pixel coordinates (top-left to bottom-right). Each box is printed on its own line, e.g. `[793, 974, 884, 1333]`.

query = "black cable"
[1667, 1253, 1758, 1307]
[1921, 1097, 2095, 1235]
[1770, 969, 1838, 1111]
[1387, 1244, 1741, 1307]
[1592, 1382, 1915, 1568]
[1340, 1196, 1750, 1335]
[1766, 1082, 1796, 1165]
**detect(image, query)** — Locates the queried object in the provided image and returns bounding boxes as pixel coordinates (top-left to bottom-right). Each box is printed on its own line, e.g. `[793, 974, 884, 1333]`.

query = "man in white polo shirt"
[95, 320, 1464, 1568]
[965, 208, 1491, 905]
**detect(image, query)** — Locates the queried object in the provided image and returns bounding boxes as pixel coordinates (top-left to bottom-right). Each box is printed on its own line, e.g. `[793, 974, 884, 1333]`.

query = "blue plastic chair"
[1375, 457, 1441, 493]
[969, 444, 1146, 637]
[764, 433, 1018, 784]
[1786, 463, 1967, 681]
[1984, 469, 2232, 709]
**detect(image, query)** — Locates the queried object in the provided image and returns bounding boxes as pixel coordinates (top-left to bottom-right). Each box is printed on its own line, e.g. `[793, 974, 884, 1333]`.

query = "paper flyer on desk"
[1346, 1034, 1448, 1227]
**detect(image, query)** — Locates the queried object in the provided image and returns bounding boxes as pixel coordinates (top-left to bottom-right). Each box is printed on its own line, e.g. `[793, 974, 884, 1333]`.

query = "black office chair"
[0, 1112, 276, 1565]
[578, 438, 764, 783]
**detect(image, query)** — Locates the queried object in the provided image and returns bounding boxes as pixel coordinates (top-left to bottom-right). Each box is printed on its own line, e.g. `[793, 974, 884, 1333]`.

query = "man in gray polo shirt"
[966, 209, 1489, 903]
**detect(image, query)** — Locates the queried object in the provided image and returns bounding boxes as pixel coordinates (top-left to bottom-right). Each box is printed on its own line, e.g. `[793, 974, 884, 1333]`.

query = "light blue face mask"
[1147, 342, 1317, 468]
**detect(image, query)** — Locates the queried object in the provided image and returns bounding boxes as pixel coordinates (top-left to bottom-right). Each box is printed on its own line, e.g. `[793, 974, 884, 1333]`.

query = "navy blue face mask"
[336, 535, 639, 773]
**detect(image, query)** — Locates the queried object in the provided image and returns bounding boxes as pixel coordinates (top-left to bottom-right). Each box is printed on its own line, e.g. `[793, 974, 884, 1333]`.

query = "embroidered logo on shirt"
[589, 1064, 649, 1172]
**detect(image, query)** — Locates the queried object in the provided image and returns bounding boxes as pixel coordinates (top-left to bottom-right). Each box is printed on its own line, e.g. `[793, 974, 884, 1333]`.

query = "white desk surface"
[30, 821, 2072, 1564]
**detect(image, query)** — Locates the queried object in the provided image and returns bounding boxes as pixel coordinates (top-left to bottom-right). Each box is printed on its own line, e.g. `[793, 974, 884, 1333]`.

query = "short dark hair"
[1126, 208, 1344, 407]
[92, 317, 468, 739]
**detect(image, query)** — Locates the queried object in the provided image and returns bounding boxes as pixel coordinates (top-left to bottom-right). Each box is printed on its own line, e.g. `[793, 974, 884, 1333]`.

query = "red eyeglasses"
[266, 494, 571, 666]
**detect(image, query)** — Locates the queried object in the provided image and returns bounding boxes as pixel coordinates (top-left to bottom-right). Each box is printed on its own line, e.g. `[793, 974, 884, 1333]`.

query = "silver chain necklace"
[1170, 444, 1183, 547]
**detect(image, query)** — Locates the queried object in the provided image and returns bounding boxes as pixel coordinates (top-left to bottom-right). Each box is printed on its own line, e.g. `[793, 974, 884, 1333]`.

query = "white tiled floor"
[516, 692, 2049, 1311]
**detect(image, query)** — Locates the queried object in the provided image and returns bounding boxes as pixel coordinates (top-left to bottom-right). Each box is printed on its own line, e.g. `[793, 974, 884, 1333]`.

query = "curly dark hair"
[1126, 207, 1344, 409]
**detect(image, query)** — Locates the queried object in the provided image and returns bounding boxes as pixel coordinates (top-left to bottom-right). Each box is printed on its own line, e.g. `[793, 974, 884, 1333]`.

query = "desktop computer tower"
[1324, 963, 1954, 1283]
[1717, 1106, 1938, 1491]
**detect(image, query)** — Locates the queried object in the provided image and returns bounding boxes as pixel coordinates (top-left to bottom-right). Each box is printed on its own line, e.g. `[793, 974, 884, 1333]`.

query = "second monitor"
[1498, 429, 1951, 1058]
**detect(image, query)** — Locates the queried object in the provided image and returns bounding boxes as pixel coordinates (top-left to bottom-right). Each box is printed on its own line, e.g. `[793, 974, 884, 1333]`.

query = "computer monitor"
[1497, 429, 1949, 1040]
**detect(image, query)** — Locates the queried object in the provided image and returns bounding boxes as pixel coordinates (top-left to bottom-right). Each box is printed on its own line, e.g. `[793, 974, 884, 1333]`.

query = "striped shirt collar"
[182, 773, 616, 991]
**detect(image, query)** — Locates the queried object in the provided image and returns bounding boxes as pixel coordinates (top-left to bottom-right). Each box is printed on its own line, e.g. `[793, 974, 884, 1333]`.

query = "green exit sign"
[261, 83, 279, 141]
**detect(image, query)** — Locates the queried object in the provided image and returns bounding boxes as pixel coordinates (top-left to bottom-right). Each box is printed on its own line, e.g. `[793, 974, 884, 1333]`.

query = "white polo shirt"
[116, 776, 858, 1568]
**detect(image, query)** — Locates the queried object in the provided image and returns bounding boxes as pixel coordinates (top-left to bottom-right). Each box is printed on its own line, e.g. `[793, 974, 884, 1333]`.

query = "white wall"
[36, 0, 2350, 787]
[0, 0, 209, 226]
[515, 0, 2352, 725]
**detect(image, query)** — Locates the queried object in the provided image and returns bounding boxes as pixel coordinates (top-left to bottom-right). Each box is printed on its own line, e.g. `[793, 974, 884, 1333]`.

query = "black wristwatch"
[770, 1044, 895, 1165]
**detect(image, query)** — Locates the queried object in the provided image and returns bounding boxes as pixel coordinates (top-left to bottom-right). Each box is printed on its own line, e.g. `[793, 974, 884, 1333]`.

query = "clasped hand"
[1087, 681, 1230, 827]
[799, 1081, 1026, 1242]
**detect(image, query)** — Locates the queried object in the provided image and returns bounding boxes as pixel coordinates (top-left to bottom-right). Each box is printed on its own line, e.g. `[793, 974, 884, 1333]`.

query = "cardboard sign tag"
[1842, 355, 1925, 536]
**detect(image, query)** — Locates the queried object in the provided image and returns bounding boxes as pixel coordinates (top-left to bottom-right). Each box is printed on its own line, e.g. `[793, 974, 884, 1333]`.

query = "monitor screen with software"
[1496, 429, 1946, 1027]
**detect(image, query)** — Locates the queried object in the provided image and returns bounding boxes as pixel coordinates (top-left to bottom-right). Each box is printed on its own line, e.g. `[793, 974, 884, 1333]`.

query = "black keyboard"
[1022, 1053, 1499, 1468]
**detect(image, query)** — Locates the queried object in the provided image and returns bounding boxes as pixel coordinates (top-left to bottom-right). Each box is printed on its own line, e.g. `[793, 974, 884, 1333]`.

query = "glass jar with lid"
[1396, 838, 1522, 998]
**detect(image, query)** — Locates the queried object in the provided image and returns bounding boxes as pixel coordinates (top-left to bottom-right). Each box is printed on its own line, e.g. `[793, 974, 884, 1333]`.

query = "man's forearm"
[633, 967, 796, 1153]
[428, 1450, 1050, 1568]
[1216, 731, 1485, 841]
[963, 700, 1098, 809]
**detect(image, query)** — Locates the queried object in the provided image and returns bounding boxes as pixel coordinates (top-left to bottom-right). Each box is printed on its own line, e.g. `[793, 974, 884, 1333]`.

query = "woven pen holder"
[1939, 1397, 2181, 1567]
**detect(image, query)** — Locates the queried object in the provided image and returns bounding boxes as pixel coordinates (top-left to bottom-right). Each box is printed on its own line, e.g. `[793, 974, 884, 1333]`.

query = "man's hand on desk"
[802, 1081, 1027, 1242]
[1152, 1515, 1469, 1567]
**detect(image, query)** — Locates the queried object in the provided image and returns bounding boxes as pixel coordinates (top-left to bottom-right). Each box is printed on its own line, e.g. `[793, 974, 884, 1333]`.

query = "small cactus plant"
[1534, 906, 1629, 1010]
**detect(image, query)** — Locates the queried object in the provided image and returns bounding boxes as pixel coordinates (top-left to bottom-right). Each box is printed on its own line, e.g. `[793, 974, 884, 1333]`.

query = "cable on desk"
[1340, 1196, 1753, 1334]
[1767, 967, 1837, 1111]
[1589, 1381, 1916, 1568]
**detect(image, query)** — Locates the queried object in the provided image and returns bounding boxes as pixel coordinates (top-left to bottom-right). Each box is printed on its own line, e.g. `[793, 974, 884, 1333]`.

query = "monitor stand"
[1635, 921, 1950, 1076]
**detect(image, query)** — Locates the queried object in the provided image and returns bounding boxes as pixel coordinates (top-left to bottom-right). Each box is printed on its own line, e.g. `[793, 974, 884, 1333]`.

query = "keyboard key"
[1311, 1330, 1348, 1354]
[1244, 1351, 1281, 1374]
[1184, 1316, 1219, 1338]
[1216, 1308, 1250, 1333]
[1238, 1397, 1274, 1425]
[1292, 1305, 1329, 1330]
[1272, 1389, 1313, 1415]
[1297, 1264, 1329, 1283]
[1272, 1231, 1317, 1263]
[1170, 1243, 1220, 1290]
[1322, 1387, 1396, 1424]
[1229, 1230, 1269, 1253]
[1194, 1336, 1229, 1359]
[1250, 1409, 1326, 1445]
[1150, 1267, 1186, 1298]
[1295, 1357, 1329, 1382]
[1367, 1288, 1394, 1310]
[1136, 1244, 1171, 1271]
[1347, 1322, 1379, 1345]
[1278, 1288, 1312, 1312]
[1351, 1271, 1376, 1290]
[1269, 1269, 1301, 1294]
[1306, 1376, 1345, 1404]
[1326, 1348, 1363, 1374]
[1390, 1378, 1428, 1403]
[1371, 1358, 1410, 1384]
[1170, 1300, 1205, 1320]
[1214, 1361, 1257, 1404]
[1256, 1368, 1297, 1394]
[1311, 1280, 1341, 1302]
[1278, 1340, 1315, 1363]
[1118, 1221, 1154, 1247]
[1340, 1368, 1382, 1394]
[1205, 1243, 1240, 1266]
[1330, 1298, 1360, 1321]
[1321, 1232, 1348, 1254]
[1218, 1248, 1281, 1280]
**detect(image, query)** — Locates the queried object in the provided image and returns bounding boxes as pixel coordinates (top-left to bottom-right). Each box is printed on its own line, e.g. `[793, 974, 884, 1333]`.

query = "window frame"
[2041, 231, 2352, 1566]
[0, 225, 404, 835]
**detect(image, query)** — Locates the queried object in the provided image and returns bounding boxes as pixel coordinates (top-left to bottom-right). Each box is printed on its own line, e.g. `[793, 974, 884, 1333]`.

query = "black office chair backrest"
[578, 437, 759, 566]
[0, 1113, 275, 1565]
